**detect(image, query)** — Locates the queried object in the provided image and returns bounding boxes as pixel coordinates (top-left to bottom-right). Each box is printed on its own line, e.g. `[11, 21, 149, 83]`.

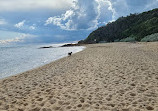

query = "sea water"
[0, 43, 85, 79]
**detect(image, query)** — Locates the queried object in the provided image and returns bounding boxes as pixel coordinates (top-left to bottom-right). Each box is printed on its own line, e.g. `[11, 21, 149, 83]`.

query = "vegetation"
[120, 36, 136, 42]
[79, 8, 158, 44]
[141, 33, 158, 42]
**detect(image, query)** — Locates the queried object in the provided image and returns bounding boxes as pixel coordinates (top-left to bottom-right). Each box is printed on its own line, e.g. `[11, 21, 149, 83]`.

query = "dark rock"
[39, 46, 53, 49]
[61, 43, 82, 47]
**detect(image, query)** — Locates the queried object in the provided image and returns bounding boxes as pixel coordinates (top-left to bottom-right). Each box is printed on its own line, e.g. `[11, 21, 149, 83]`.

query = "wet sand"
[0, 42, 158, 111]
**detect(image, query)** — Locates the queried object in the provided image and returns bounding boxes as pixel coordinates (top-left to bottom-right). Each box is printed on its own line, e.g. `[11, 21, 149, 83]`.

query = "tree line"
[79, 8, 158, 44]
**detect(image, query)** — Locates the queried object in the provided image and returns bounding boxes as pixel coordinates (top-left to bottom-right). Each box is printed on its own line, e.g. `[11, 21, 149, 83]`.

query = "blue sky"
[0, 0, 158, 44]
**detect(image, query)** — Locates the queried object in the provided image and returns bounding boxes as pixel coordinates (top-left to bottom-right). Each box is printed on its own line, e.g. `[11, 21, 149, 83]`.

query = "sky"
[0, 0, 158, 44]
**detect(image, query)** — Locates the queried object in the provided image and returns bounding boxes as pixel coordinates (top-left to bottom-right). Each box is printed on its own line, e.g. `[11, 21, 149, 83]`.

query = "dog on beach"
[68, 52, 72, 56]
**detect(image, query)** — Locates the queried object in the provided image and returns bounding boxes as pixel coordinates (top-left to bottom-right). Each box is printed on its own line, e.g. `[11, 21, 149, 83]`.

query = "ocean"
[0, 43, 85, 79]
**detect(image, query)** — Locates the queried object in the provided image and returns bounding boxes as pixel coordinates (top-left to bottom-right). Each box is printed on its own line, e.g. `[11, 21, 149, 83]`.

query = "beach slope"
[0, 42, 158, 111]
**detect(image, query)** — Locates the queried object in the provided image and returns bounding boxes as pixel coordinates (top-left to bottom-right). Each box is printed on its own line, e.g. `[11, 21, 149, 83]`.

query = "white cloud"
[110, 0, 129, 18]
[97, 0, 116, 24]
[29, 26, 35, 30]
[0, 38, 21, 44]
[45, 0, 115, 30]
[0, 19, 7, 25]
[29, 24, 36, 30]
[0, 0, 73, 12]
[14, 20, 25, 28]
[45, 10, 76, 30]
[97, 0, 116, 19]
[15, 21, 37, 30]
[0, 33, 37, 44]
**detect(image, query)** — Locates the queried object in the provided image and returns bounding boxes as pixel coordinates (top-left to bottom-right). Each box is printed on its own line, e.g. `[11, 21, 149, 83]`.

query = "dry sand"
[0, 42, 158, 111]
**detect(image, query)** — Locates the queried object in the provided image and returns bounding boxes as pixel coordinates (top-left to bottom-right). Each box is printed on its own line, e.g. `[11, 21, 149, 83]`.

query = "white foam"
[0, 43, 85, 79]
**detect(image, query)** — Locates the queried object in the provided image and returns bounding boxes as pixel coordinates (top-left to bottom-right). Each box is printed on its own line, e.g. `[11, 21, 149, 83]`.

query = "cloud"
[145, 0, 158, 10]
[1, 0, 158, 44]
[97, 0, 116, 24]
[0, 38, 21, 44]
[0, 0, 73, 12]
[45, 0, 116, 30]
[14, 21, 37, 31]
[14, 20, 25, 28]
[29, 26, 36, 30]
[0, 19, 7, 25]
[111, 0, 158, 18]
[0, 33, 37, 44]
[125, 0, 158, 11]
[29, 24, 36, 30]
[98, 0, 116, 21]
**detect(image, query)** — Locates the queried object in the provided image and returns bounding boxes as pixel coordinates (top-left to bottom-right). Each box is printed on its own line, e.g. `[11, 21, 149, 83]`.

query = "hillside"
[79, 8, 158, 44]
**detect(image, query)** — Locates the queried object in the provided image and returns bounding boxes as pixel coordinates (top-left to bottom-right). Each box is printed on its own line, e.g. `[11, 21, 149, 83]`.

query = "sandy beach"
[0, 42, 158, 111]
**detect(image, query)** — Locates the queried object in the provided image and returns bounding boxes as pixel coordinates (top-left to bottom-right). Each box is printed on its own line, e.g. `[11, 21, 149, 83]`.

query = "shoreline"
[0, 42, 158, 111]
[0, 46, 86, 80]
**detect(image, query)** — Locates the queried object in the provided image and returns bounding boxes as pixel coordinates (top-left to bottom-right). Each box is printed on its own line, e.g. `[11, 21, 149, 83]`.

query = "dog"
[68, 52, 72, 56]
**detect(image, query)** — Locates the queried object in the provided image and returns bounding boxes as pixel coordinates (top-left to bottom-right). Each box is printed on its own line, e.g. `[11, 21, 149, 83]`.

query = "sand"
[0, 42, 158, 111]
